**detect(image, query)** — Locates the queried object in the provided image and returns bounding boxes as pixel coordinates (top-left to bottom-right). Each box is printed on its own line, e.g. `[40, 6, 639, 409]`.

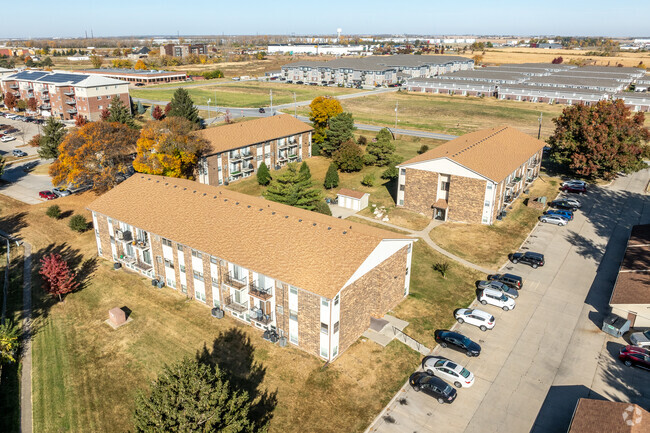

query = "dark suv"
[509, 252, 545, 268]
[488, 273, 523, 289]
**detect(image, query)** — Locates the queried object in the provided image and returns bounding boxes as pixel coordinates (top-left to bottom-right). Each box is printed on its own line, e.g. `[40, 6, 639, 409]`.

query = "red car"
[561, 184, 587, 194]
[39, 190, 56, 200]
[619, 345, 650, 370]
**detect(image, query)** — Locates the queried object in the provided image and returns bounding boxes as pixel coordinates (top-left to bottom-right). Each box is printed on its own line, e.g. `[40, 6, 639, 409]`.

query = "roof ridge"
[450, 126, 509, 157]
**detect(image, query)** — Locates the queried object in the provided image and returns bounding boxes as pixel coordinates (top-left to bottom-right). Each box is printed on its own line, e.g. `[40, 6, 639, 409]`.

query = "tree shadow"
[564, 231, 605, 263]
[196, 327, 278, 431]
[0, 212, 27, 237]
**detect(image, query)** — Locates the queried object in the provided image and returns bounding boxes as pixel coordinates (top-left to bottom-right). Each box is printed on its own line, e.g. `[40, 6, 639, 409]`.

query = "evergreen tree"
[133, 357, 254, 433]
[39, 116, 67, 159]
[332, 140, 364, 172]
[299, 161, 311, 179]
[262, 163, 322, 210]
[256, 162, 271, 186]
[323, 162, 339, 189]
[321, 112, 356, 156]
[313, 200, 332, 216]
[168, 87, 202, 128]
[107, 96, 136, 128]
[366, 127, 396, 166]
[137, 101, 146, 115]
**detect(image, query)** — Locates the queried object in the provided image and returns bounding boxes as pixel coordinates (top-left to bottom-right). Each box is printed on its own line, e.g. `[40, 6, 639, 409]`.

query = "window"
[334, 295, 339, 306]
[289, 310, 298, 321]
[399, 199, 404, 206]
[333, 321, 339, 334]
[156, 255, 162, 263]
[181, 284, 187, 293]
[210, 256, 218, 264]
[441, 181, 450, 191]
[180, 265, 186, 273]
[177, 243, 184, 251]
[321, 323, 328, 335]
[399, 184, 405, 191]
[212, 277, 219, 286]
[484, 201, 490, 207]
[98, 105, 103, 109]
[164, 259, 174, 268]
[321, 298, 329, 307]
[162, 238, 172, 247]
[487, 183, 493, 190]
[290, 287, 298, 296]
[193, 271, 204, 281]
[191, 249, 202, 259]
[97, 96, 101, 100]
[143, 250, 152, 265]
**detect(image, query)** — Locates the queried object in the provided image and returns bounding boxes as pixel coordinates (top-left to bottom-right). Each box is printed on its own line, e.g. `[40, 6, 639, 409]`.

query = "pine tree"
[133, 357, 254, 433]
[39, 116, 67, 159]
[167, 87, 202, 128]
[256, 161, 271, 186]
[107, 96, 136, 128]
[323, 162, 339, 189]
[137, 101, 146, 115]
[263, 163, 323, 210]
[299, 161, 311, 179]
[321, 112, 356, 156]
[366, 127, 396, 166]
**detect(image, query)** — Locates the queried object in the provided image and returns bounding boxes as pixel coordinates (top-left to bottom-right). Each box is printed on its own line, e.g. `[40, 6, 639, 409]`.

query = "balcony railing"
[249, 309, 273, 325]
[41, 95, 50, 101]
[249, 283, 272, 300]
[288, 153, 298, 159]
[223, 295, 248, 314]
[65, 99, 76, 105]
[223, 272, 247, 289]
[242, 152, 253, 159]
[9, 84, 18, 90]
[64, 90, 75, 96]
[67, 109, 77, 114]
[277, 154, 288, 161]
[229, 153, 242, 161]
[41, 104, 51, 110]
[242, 164, 254, 173]
[118, 255, 153, 272]
[115, 229, 133, 242]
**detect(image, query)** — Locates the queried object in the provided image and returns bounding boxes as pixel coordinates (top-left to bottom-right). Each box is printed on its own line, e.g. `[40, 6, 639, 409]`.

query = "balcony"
[223, 295, 248, 314]
[115, 229, 133, 242]
[223, 272, 247, 289]
[288, 153, 298, 160]
[64, 90, 75, 96]
[118, 255, 153, 272]
[242, 163, 254, 173]
[242, 152, 253, 160]
[229, 153, 242, 162]
[9, 84, 18, 90]
[249, 283, 272, 300]
[41, 95, 50, 101]
[249, 309, 273, 326]
[65, 99, 76, 105]
[40, 104, 51, 110]
[277, 153, 288, 162]
[133, 239, 150, 251]
[67, 108, 77, 115]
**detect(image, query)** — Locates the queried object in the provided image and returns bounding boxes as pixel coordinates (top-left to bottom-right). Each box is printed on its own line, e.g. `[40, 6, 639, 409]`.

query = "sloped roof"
[568, 398, 649, 433]
[88, 175, 407, 299]
[610, 224, 650, 305]
[197, 115, 313, 155]
[337, 188, 367, 199]
[4, 70, 128, 87]
[398, 126, 545, 182]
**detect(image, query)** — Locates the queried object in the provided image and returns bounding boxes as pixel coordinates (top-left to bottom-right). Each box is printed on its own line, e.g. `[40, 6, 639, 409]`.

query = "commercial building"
[0, 70, 130, 121]
[567, 398, 649, 433]
[281, 54, 473, 87]
[80, 68, 187, 84]
[609, 224, 650, 327]
[268, 45, 370, 56]
[161, 43, 207, 58]
[396, 126, 545, 225]
[196, 115, 313, 186]
[88, 175, 415, 361]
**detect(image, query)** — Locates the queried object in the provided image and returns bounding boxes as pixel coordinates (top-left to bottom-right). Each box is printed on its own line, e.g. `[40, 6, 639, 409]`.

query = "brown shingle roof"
[88, 175, 407, 299]
[196, 114, 313, 155]
[610, 224, 650, 305]
[398, 126, 545, 182]
[568, 398, 649, 433]
[337, 188, 367, 200]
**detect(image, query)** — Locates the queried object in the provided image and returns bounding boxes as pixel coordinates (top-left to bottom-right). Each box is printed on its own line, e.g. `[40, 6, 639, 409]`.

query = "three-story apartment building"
[1, 70, 130, 121]
[196, 115, 313, 186]
[88, 175, 415, 361]
[396, 126, 545, 225]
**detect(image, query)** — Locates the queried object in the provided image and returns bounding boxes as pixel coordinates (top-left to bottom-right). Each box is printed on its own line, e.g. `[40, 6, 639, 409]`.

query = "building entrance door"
[434, 208, 446, 221]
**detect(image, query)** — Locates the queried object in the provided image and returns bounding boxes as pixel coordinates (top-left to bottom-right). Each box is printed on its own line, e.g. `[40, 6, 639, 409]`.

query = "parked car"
[12, 149, 27, 157]
[422, 356, 475, 388]
[455, 308, 495, 331]
[539, 214, 569, 226]
[408, 372, 457, 404]
[52, 187, 71, 197]
[619, 345, 650, 370]
[487, 273, 523, 290]
[477, 280, 519, 299]
[39, 190, 56, 200]
[434, 330, 481, 357]
[134, 82, 145, 87]
[479, 287, 516, 311]
[561, 184, 587, 194]
[1, 135, 15, 142]
[562, 179, 587, 188]
[258, 107, 265, 113]
[545, 209, 574, 220]
[550, 200, 578, 211]
[630, 330, 650, 348]
[563, 197, 582, 208]
[510, 251, 545, 268]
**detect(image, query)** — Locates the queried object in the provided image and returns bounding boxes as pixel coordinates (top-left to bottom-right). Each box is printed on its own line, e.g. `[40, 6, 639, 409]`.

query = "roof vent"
[313, 223, 317, 226]
[247, 205, 251, 208]
[165, 182, 169, 186]
[203, 193, 207, 196]
[156, 180, 160, 183]
[183, 187, 187, 190]
[236, 202, 239, 205]
[285, 215, 289, 219]
[213, 195, 217, 198]
[173, 185, 177, 188]
[259, 208, 263, 211]
[224, 199, 228, 202]
[299, 219, 303, 222]
[343, 231, 347, 234]
[327, 227, 331, 230]
[272, 211, 276, 215]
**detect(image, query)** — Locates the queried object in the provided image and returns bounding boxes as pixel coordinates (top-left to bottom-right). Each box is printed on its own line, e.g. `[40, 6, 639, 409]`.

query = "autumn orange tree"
[133, 117, 210, 179]
[39, 253, 79, 302]
[50, 121, 137, 193]
[4, 92, 16, 110]
[134, 59, 147, 70]
[308, 96, 343, 153]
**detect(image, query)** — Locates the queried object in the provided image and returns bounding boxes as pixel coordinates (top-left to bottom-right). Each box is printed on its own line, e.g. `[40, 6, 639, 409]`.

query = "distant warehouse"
[79, 68, 187, 85]
[281, 54, 474, 87]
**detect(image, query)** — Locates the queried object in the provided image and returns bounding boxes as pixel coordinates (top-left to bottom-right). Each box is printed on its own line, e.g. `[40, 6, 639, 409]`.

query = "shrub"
[417, 144, 429, 155]
[256, 162, 271, 186]
[311, 142, 321, 156]
[69, 214, 88, 232]
[46, 205, 61, 219]
[361, 173, 375, 187]
[323, 162, 339, 189]
[313, 200, 332, 216]
[357, 135, 367, 146]
[381, 165, 399, 180]
[332, 140, 363, 172]
[433, 262, 450, 279]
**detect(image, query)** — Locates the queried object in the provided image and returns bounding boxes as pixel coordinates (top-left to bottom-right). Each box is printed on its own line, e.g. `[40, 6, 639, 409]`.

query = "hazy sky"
[3, 0, 649, 39]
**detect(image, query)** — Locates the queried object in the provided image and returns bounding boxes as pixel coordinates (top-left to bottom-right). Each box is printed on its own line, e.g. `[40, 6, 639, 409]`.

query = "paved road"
[366, 168, 650, 433]
[0, 159, 52, 204]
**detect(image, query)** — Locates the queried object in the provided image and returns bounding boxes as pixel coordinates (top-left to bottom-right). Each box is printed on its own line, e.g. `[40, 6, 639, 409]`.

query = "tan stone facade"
[447, 176, 487, 223]
[402, 169, 438, 216]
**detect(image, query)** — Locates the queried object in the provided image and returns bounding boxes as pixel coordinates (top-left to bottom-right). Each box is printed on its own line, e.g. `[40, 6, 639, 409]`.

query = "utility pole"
[538, 112, 543, 140]
[214, 90, 217, 116]
[207, 98, 211, 121]
[394, 100, 398, 129]
[293, 92, 297, 117]
[270, 89, 273, 113]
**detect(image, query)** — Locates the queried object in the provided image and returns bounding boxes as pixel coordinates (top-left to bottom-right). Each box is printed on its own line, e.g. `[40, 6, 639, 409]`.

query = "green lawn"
[130, 82, 365, 108]
[297, 91, 565, 139]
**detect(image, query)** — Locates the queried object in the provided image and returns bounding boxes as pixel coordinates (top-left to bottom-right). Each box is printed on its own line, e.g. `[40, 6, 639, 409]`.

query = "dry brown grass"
[481, 47, 650, 67]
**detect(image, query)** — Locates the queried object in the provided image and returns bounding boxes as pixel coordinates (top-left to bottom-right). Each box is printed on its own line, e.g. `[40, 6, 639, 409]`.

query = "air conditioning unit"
[115, 229, 124, 240]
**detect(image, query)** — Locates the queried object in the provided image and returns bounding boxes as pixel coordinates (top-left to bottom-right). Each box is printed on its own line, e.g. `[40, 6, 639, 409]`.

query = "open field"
[130, 81, 364, 108]
[165, 55, 334, 78]
[297, 91, 566, 139]
[481, 46, 650, 67]
[429, 171, 562, 269]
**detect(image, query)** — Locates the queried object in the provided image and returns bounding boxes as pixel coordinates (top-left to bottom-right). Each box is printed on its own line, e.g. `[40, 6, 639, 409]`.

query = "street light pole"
[538, 112, 543, 140]
[207, 98, 211, 121]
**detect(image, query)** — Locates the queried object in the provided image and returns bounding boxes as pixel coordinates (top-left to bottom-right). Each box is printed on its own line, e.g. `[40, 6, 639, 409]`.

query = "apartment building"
[80, 68, 187, 84]
[396, 126, 545, 225]
[406, 78, 497, 97]
[0, 70, 130, 121]
[161, 43, 207, 58]
[195, 115, 313, 186]
[281, 55, 474, 87]
[88, 175, 415, 361]
[613, 93, 650, 112]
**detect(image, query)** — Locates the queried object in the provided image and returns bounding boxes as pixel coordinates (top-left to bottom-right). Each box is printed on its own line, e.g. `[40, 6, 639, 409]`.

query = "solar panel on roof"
[36, 73, 88, 84]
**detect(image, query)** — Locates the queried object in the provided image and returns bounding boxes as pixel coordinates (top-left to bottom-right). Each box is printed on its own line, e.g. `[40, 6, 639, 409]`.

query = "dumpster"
[602, 314, 631, 338]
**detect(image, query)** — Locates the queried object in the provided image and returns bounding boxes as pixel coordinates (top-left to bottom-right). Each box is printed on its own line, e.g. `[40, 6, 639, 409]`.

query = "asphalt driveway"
[367, 168, 650, 433]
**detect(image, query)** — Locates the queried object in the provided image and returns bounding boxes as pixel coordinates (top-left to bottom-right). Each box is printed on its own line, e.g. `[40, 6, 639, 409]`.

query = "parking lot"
[367, 168, 650, 433]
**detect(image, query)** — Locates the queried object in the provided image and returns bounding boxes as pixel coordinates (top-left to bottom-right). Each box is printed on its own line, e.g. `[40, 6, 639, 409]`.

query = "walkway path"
[20, 241, 32, 433]
[352, 214, 495, 274]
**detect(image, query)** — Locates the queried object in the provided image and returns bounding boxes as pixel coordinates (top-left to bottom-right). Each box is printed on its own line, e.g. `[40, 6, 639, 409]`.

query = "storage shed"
[337, 188, 370, 211]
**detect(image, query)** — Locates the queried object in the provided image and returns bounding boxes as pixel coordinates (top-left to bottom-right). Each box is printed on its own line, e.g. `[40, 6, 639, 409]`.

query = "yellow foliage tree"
[309, 96, 343, 130]
[90, 55, 103, 69]
[133, 117, 210, 179]
[135, 59, 147, 70]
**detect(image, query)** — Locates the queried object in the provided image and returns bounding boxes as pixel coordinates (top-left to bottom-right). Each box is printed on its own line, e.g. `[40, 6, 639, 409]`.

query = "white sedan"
[562, 179, 586, 188]
[422, 356, 475, 388]
[455, 308, 495, 331]
[1, 135, 16, 142]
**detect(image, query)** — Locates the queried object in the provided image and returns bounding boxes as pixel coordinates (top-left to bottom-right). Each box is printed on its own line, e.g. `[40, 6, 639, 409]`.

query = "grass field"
[0, 175, 484, 432]
[130, 81, 364, 108]
[429, 171, 562, 268]
[298, 91, 566, 138]
[481, 47, 650, 68]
